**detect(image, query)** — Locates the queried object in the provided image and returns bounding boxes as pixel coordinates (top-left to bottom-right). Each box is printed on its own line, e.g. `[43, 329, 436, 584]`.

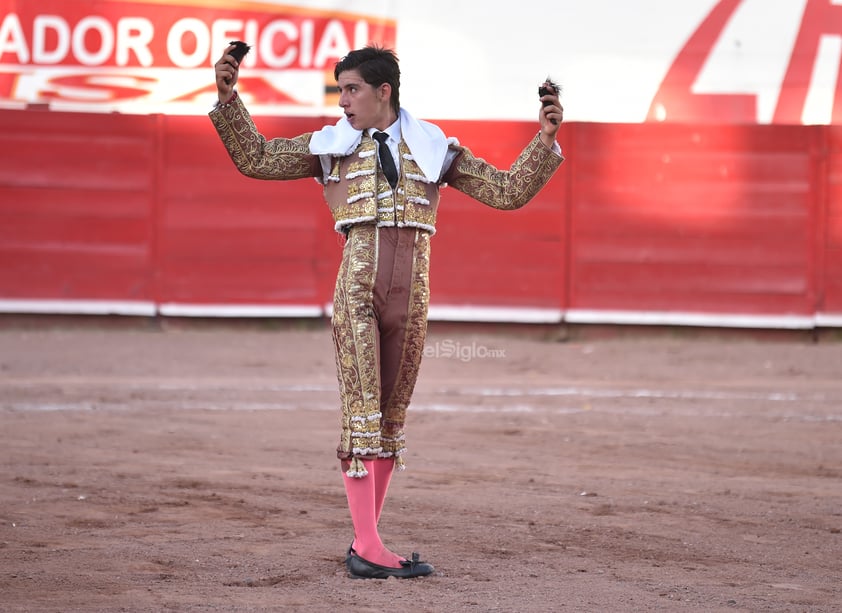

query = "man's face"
[337, 68, 392, 131]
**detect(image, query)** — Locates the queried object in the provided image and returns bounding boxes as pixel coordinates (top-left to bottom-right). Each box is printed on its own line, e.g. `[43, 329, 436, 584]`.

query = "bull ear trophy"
[228, 40, 251, 64]
[538, 77, 561, 125]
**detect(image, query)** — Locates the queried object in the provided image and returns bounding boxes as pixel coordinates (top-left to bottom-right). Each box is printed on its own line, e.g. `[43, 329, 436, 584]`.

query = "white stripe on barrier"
[0, 299, 156, 316]
[816, 313, 842, 327]
[427, 305, 564, 324]
[156, 303, 322, 318]
[564, 309, 818, 329]
[1, 300, 840, 328]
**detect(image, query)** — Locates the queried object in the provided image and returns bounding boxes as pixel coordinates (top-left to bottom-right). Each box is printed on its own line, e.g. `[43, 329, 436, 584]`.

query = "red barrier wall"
[823, 127, 842, 319]
[0, 109, 839, 328]
[156, 114, 337, 314]
[430, 120, 568, 317]
[0, 110, 157, 307]
[566, 123, 821, 322]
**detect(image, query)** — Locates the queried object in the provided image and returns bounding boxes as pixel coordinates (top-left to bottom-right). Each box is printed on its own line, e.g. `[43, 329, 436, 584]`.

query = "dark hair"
[334, 45, 401, 117]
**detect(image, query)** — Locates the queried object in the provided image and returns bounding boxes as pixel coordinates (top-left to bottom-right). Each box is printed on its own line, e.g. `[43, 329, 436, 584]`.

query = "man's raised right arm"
[209, 94, 320, 180]
[209, 43, 320, 181]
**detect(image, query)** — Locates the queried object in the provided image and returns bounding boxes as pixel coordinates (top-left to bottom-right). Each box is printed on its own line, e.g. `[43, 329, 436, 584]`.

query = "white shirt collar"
[367, 119, 400, 143]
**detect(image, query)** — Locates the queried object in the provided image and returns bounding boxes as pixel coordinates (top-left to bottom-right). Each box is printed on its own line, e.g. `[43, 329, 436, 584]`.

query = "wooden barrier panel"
[566, 123, 821, 327]
[155, 114, 339, 315]
[427, 120, 568, 320]
[0, 109, 157, 313]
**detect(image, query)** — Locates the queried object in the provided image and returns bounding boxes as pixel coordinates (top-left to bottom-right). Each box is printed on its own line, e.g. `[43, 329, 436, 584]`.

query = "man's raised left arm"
[443, 80, 564, 210]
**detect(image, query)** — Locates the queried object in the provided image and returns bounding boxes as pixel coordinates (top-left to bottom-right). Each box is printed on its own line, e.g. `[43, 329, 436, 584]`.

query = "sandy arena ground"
[0, 319, 840, 612]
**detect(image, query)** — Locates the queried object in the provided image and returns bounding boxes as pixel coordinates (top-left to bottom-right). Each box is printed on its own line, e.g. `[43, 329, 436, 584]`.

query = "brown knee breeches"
[332, 225, 431, 477]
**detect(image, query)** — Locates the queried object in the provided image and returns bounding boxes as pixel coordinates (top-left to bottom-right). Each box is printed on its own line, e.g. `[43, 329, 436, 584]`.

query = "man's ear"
[379, 83, 391, 101]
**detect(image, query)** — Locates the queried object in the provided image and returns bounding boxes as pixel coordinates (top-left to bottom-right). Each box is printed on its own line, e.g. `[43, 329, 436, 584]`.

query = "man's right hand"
[215, 44, 240, 104]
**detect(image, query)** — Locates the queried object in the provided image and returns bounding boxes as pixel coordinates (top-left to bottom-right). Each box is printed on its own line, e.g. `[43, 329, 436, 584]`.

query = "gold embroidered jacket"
[209, 95, 564, 233]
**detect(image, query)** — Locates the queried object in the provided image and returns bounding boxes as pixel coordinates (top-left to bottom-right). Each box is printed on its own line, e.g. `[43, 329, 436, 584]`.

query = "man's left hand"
[538, 81, 563, 148]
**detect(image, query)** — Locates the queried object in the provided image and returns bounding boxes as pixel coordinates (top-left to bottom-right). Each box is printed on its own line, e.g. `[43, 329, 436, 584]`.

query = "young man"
[210, 45, 563, 579]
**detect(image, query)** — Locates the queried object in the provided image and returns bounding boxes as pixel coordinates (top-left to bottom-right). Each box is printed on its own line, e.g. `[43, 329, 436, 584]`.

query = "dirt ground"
[0, 318, 840, 612]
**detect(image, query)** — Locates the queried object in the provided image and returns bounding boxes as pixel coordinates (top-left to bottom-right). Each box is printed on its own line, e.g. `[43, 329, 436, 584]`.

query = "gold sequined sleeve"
[444, 134, 563, 210]
[209, 94, 321, 181]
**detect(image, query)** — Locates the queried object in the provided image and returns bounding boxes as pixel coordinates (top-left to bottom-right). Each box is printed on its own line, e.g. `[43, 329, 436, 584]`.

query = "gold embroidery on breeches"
[332, 225, 431, 477]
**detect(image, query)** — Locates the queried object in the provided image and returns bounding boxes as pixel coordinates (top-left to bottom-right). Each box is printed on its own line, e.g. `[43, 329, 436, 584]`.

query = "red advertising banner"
[0, 0, 396, 113]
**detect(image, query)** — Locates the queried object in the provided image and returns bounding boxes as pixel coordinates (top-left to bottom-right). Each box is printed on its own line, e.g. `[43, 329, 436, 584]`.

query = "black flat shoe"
[346, 551, 434, 579]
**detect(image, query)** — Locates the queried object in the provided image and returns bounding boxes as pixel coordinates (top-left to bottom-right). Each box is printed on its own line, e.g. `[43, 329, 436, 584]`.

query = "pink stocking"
[373, 457, 396, 524]
[342, 459, 403, 568]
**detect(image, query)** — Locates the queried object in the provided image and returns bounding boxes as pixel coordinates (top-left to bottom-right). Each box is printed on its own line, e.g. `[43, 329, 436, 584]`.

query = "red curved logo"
[648, 0, 842, 124]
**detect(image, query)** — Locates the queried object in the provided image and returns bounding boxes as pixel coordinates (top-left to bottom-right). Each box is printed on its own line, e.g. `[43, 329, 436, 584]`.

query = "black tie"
[373, 131, 398, 188]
